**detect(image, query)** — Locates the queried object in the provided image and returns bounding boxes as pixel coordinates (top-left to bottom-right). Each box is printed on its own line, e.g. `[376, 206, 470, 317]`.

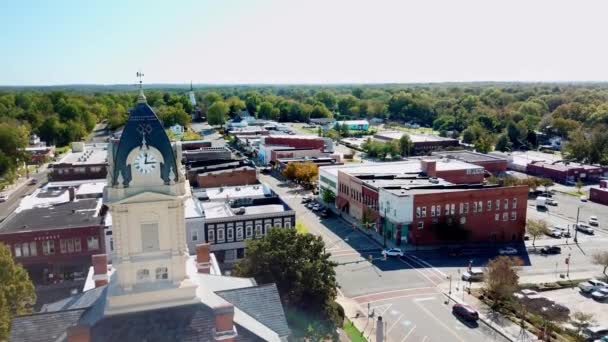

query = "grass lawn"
[296, 222, 309, 234]
[384, 123, 436, 135]
[343, 319, 367, 342]
[563, 190, 586, 197]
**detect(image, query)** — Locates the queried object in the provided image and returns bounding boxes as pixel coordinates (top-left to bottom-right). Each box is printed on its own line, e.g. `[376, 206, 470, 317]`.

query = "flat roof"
[201, 202, 286, 219]
[374, 131, 457, 143]
[184, 197, 203, 219]
[264, 135, 323, 140]
[383, 184, 499, 196]
[0, 198, 103, 233]
[432, 150, 507, 163]
[362, 176, 452, 189]
[202, 184, 270, 201]
[336, 120, 369, 125]
[56, 144, 108, 165]
[320, 159, 481, 178]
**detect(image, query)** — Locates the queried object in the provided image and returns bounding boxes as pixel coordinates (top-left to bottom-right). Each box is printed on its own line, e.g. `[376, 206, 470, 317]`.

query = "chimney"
[196, 243, 211, 274]
[376, 316, 384, 342]
[92, 254, 108, 287]
[213, 303, 237, 341]
[67, 325, 90, 342]
[421, 160, 436, 177]
[68, 187, 76, 201]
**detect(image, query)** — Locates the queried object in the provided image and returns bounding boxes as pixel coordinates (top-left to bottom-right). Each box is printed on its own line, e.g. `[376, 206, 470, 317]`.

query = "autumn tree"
[484, 256, 521, 309]
[592, 251, 608, 280]
[526, 219, 549, 249]
[0, 243, 36, 340]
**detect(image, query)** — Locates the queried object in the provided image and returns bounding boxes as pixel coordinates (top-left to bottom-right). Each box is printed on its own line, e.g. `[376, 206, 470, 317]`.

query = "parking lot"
[541, 287, 608, 329]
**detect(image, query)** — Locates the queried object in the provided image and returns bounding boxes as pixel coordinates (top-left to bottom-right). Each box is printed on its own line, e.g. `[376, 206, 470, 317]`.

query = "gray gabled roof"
[10, 309, 86, 342]
[40, 285, 107, 313]
[216, 284, 290, 338]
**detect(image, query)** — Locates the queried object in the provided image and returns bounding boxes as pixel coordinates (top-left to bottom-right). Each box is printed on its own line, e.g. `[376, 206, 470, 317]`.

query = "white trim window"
[274, 222, 282, 229]
[464, 203, 469, 214]
[504, 199, 509, 210]
[207, 229, 215, 243]
[512, 198, 517, 209]
[227, 228, 234, 242]
[421, 207, 427, 218]
[246, 226, 253, 239]
[431, 205, 436, 217]
[42, 240, 55, 255]
[236, 227, 243, 241]
[256, 224, 263, 237]
[416, 207, 421, 218]
[155, 267, 168, 280]
[495, 200, 500, 211]
[417, 221, 424, 230]
[87, 236, 99, 251]
[477, 201, 483, 213]
[495, 213, 499, 221]
[284, 220, 292, 229]
[191, 230, 199, 242]
[473, 201, 478, 213]
[511, 212, 517, 221]
[137, 269, 150, 281]
[450, 204, 455, 215]
[459, 203, 463, 215]
[487, 200, 492, 211]
[217, 229, 225, 243]
[445, 204, 450, 216]
[502, 212, 508, 221]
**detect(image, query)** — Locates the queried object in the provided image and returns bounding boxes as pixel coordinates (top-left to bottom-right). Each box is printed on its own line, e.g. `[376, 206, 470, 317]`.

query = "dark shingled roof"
[10, 309, 86, 342]
[217, 284, 290, 338]
[40, 286, 107, 313]
[0, 198, 103, 233]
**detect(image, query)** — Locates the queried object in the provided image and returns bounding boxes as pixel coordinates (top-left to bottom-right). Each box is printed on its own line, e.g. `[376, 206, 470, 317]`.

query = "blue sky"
[2, 0, 608, 85]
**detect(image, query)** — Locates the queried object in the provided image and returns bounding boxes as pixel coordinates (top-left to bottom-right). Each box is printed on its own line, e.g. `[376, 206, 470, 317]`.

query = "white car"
[579, 279, 608, 293]
[576, 222, 595, 235]
[580, 196, 588, 202]
[0, 193, 7, 202]
[591, 288, 608, 302]
[589, 216, 600, 227]
[382, 248, 404, 257]
[547, 228, 562, 238]
[499, 247, 518, 255]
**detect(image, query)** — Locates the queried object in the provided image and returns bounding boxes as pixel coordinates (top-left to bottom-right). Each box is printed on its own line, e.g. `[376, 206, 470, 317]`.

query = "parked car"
[541, 246, 562, 255]
[580, 196, 588, 202]
[301, 197, 312, 204]
[0, 193, 8, 202]
[462, 268, 484, 282]
[591, 288, 608, 302]
[29, 178, 38, 185]
[579, 279, 608, 293]
[546, 198, 558, 206]
[576, 222, 595, 235]
[513, 289, 539, 301]
[589, 216, 600, 227]
[499, 247, 518, 255]
[306, 202, 315, 209]
[547, 228, 562, 238]
[312, 204, 322, 211]
[319, 209, 330, 218]
[452, 304, 479, 321]
[582, 326, 608, 341]
[382, 248, 404, 257]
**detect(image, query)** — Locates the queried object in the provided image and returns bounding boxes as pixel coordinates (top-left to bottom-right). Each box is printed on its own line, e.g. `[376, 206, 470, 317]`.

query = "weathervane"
[136, 70, 147, 103]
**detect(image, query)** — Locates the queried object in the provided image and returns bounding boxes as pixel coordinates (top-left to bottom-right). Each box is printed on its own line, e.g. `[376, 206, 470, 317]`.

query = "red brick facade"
[264, 136, 325, 150]
[409, 185, 528, 245]
[0, 226, 105, 283]
[590, 181, 608, 205]
[421, 160, 485, 184]
[196, 168, 258, 188]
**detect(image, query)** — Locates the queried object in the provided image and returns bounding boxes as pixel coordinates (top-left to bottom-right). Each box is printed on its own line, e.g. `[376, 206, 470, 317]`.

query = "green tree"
[398, 134, 413, 157]
[207, 101, 229, 126]
[321, 188, 336, 204]
[155, 103, 191, 127]
[474, 132, 494, 153]
[234, 228, 340, 326]
[563, 130, 590, 163]
[226, 96, 246, 116]
[258, 101, 274, 119]
[495, 133, 511, 152]
[0, 243, 36, 340]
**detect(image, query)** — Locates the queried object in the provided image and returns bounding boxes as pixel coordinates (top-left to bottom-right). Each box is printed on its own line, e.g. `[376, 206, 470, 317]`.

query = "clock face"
[133, 151, 157, 174]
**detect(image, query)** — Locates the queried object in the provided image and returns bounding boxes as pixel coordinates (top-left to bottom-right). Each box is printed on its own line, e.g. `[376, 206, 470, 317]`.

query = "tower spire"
[136, 71, 146, 103]
[190, 80, 193, 91]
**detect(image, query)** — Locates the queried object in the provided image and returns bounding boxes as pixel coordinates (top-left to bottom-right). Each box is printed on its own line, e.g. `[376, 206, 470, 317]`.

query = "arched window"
[155, 267, 168, 280]
[137, 269, 150, 281]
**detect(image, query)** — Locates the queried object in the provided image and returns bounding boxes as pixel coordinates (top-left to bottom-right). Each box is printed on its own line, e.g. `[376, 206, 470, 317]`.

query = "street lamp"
[574, 201, 585, 243]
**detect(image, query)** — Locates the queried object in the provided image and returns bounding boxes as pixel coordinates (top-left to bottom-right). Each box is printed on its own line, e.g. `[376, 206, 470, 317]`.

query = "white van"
[462, 268, 484, 282]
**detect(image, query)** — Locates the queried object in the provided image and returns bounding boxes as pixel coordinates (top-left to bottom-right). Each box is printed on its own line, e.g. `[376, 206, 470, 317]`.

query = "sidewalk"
[336, 294, 377, 342]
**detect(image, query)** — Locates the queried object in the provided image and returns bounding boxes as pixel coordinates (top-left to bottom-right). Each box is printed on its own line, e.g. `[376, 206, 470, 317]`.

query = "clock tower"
[103, 78, 196, 314]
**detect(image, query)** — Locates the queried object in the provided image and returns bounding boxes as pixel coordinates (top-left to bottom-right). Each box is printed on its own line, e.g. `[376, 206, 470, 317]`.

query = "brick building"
[48, 143, 108, 181]
[262, 135, 325, 150]
[0, 186, 106, 283]
[590, 180, 608, 205]
[526, 161, 608, 184]
[432, 150, 508, 174]
[270, 147, 328, 164]
[197, 166, 257, 188]
[373, 131, 459, 155]
[182, 146, 232, 163]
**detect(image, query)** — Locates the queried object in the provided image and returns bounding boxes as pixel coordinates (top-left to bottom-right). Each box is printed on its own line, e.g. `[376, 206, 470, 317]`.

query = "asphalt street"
[259, 173, 509, 342]
[0, 171, 47, 222]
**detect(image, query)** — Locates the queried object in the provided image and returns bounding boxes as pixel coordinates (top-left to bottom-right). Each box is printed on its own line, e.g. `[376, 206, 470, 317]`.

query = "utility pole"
[566, 254, 571, 278]
[574, 206, 581, 243]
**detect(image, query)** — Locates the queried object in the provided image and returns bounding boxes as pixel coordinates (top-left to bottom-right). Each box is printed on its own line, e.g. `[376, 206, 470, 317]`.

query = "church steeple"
[136, 71, 146, 104]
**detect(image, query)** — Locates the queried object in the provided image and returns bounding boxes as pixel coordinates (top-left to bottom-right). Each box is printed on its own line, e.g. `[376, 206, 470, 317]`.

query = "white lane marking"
[397, 257, 441, 286]
[401, 320, 412, 326]
[413, 296, 436, 302]
[413, 300, 466, 342]
[410, 255, 448, 277]
[421, 336, 429, 342]
[400, 325, 416, 342]
[390, 309, 400, 315]
[403, 255, 445, 282]
[358, 292, 438, 305]
[387, 313, 404, 334]
[351, 286, 436, 300]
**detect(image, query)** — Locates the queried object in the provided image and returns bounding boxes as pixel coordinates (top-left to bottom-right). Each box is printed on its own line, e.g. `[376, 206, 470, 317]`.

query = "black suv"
[540, 246, 561, 255]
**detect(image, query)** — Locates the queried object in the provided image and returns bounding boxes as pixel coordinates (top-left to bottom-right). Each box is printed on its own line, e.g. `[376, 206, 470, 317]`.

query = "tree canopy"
[0, 243, 36, 340]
